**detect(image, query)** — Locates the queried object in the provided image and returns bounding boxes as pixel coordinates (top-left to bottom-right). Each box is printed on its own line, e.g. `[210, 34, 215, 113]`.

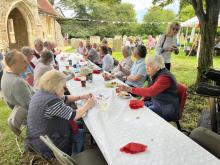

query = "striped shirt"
[44, 98, 76, 120]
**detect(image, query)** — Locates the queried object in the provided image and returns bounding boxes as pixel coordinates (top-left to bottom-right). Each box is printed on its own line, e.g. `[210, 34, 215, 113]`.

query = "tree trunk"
[196, 1, 220, 84]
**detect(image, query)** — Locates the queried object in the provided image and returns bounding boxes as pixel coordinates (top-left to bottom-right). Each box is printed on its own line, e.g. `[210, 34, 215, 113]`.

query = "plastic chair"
[7, 105, 27, 153]
[176, 83, 190, 135]
[40, 135, 107, 165]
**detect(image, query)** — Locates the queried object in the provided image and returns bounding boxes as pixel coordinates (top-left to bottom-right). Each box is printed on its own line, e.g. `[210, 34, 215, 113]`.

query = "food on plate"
[117, 91, 131, 99]
[105, 81, 118, 88]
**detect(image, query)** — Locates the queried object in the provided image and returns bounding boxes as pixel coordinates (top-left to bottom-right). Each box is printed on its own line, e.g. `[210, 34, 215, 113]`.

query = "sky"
[54, 0, 180, 22]
[122, 0, 180, 22]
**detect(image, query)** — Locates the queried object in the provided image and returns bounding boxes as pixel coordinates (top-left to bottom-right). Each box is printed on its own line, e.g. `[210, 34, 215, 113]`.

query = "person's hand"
[85, 94, 96, 109]
[80, 93, 92, 100]
[116, 85, 131, 93]
[118, 63, 123, 71]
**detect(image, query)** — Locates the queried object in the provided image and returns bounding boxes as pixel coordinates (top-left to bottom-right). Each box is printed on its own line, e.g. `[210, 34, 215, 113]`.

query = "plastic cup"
[65, 65, 69, 70]
[81, 80, 86, 87]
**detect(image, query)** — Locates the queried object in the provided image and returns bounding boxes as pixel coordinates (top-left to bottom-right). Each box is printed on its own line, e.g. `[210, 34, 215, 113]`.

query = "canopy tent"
[181, 15, 220, 27]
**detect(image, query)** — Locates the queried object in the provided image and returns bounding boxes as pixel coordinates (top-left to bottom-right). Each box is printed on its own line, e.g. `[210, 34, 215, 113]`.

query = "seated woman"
[100, 46, 114, 72]
[20, 46, 34, 86]
[111, 46, 133, 81]
[33, 49, 54, 87]
[26, 70, 95, 159]
[124, 45, 147, 87]
[116, 55, 179, 121]
[76, 41, 86, 55]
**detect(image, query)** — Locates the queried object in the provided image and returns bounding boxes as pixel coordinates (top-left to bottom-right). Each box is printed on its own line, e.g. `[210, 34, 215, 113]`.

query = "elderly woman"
[27, 70, 95, 158]
[156, 22, 180, 70]
[100, 46, 114, 72]
[33, 49, 54, 87]
[76, 41, 86, 55]
[21, 46, 34, 86]
[124, 45, 147, 87]
[117, 55, 179, 121]
[111, 46, 133, 81]
[32, 38, 44, 68]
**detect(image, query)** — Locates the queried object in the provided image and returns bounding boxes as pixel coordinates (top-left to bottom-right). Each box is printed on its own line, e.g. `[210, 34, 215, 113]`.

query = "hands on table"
[116, 84, 132, 93]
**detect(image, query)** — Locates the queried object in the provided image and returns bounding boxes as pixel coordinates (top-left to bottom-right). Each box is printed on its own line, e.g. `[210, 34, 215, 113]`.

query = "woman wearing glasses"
[156, 22, 180, 70]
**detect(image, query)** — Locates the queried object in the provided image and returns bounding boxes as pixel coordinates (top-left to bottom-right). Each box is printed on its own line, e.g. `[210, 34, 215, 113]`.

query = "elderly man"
[32, 38, 44, 68]
[85, 42, 99, 64]
[117, 55, 179, 121]
[1, 50, 34, 110]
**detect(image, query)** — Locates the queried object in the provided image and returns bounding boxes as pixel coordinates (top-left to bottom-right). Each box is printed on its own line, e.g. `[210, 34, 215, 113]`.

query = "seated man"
[1, 50, 34, 110]
[85, 42, 99, 64]
[117, 55, 179, 121]
[124, 45, 147, 87]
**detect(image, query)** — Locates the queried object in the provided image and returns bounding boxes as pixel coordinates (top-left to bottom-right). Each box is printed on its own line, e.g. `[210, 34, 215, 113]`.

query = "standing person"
[32, 38, 44, 68]
[21, 47, 34, 86]
[156, 22, 180, 70]
[1, 50, 34, 110]
[147, 35, 156, 51]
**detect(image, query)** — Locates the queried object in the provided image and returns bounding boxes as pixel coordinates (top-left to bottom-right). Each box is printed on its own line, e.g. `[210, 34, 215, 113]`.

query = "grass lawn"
[0, 48, 220, 163]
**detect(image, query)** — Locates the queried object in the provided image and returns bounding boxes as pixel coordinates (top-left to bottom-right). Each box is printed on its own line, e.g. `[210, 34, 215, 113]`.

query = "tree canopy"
[58, 0, 136, 38]
[139, 7, 176, 37]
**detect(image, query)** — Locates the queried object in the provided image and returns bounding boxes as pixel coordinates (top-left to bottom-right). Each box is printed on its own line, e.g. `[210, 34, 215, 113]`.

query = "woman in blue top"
[21, 47, 34, 86]
[124, 45, 147, 87]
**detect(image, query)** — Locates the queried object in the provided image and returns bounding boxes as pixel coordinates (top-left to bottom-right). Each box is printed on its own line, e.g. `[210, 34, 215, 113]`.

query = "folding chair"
[40, 135, 107, 165]
[7, 105, 27, 153]
[175, 83, 190, 135]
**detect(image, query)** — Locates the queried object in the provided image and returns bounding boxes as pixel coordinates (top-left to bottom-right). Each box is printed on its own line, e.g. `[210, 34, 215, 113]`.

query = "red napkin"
[69, 120, 78, 134]
[120, 142, 147, 154]
[74, 77, 81, 81]
[129, 100, 144, 109]
[93, 70, 101, 74]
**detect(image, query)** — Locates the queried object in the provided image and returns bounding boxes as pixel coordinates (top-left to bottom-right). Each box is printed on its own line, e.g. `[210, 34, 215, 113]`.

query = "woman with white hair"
[155, 22, 180, 70]
[117, 55, 179, 121]
[111, 46, 133, 81]
[27, 70, 95, 158]
[33, 49, 54, 87]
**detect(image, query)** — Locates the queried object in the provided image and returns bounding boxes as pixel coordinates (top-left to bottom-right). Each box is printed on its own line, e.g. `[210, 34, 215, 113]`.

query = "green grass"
[0, 48, 220, 163]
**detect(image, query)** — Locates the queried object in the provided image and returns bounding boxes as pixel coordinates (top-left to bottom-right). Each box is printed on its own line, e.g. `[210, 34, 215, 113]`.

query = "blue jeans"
[72, 129, 85, 155]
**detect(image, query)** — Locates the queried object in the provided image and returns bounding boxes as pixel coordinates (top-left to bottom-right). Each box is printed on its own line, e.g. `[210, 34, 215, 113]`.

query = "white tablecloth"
[58, 53, 220, 165]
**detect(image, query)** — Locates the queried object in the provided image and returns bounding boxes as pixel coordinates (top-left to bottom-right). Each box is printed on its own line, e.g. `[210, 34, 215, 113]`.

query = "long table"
[58, 53, 220, 165]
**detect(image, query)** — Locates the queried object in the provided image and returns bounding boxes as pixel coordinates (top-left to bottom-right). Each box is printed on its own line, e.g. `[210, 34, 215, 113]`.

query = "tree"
[58, 0, 136, 38]
[153, 0, 220, 83]
[139, 7, 176, 36]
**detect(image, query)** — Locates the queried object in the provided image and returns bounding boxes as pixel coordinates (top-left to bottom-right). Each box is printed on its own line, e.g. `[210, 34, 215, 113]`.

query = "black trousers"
[165, 63, 171, 71]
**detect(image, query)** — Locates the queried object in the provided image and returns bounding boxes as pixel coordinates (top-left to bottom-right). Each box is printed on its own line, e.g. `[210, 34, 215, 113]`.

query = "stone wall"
[0, 0, 63, 52]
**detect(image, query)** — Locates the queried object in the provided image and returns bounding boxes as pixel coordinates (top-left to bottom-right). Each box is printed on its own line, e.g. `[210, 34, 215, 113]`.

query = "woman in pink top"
[147, 35, 156, 50]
